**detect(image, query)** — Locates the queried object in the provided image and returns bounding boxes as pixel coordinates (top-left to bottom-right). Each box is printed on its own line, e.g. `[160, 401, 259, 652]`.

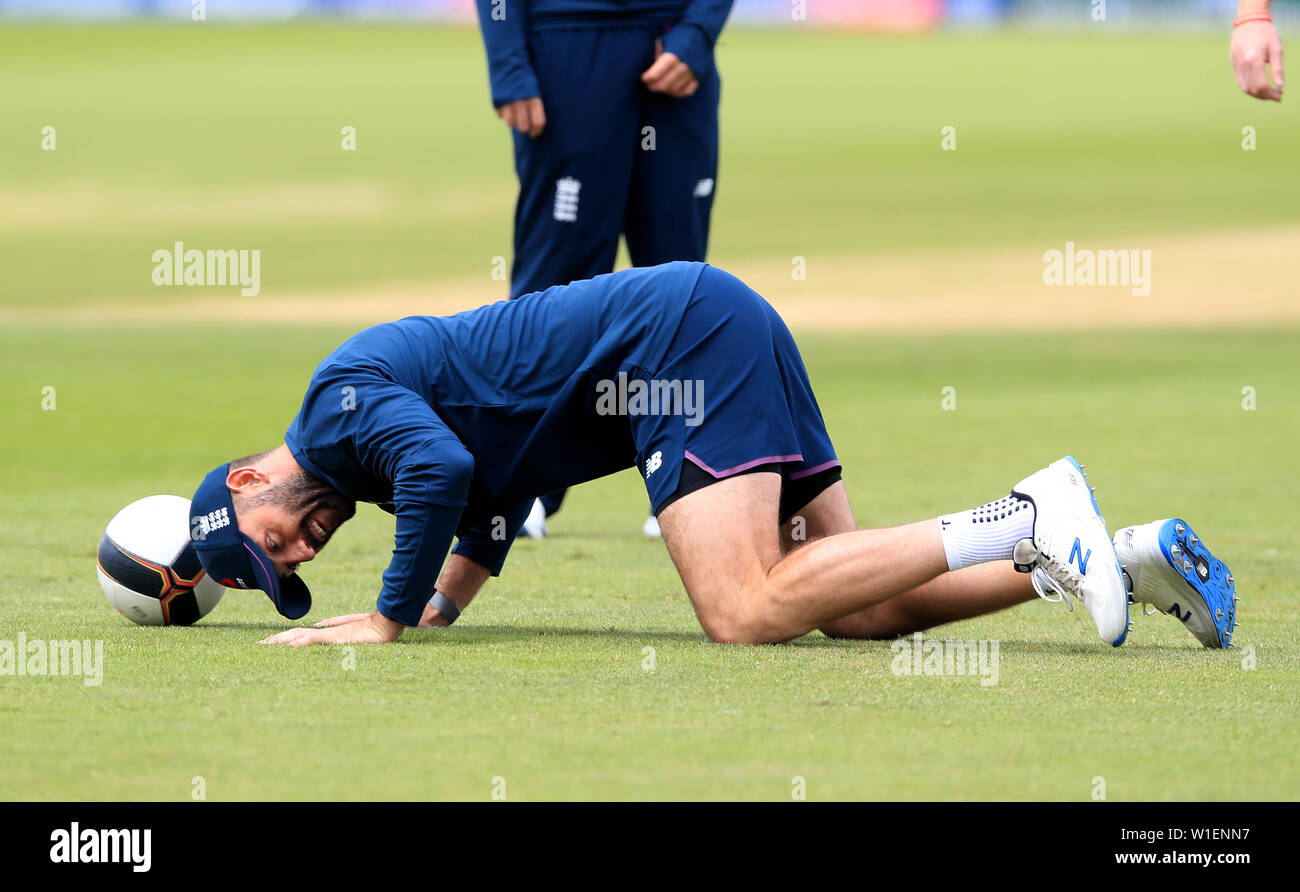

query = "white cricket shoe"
[1011, 456, 1130, 646]
[642, 514, 662, 538]
[1113, 519, 1237, 648]
[521, 498, 549, 539]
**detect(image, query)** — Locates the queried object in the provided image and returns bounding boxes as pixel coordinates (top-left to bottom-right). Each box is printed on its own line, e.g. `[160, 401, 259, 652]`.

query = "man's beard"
[246, 470, 356, 549]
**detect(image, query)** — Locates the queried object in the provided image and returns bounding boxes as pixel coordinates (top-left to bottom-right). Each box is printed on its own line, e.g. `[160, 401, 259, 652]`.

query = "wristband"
[428, 591, 461, 625]
[1234, 13, 1272, 27]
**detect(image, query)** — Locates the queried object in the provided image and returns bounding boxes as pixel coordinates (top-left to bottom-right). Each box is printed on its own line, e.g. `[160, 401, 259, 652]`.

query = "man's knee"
[694, 580, 802, 645]
[696, 602, 769, 645]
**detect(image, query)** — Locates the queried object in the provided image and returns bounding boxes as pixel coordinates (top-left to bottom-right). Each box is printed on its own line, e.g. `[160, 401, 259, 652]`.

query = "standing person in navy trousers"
[474, 0, 734, 538]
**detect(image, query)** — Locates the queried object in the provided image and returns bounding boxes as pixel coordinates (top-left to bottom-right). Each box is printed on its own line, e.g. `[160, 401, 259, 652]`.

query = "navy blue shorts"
[630, 266, 841, 517]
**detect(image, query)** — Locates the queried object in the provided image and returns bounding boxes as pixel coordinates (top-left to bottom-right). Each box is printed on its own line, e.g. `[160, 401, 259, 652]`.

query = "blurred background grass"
[2, 24, 1297, 306]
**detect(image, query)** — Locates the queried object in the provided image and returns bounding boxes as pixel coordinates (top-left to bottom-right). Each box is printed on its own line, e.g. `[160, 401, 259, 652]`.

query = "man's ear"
[227, 465, 271, 494]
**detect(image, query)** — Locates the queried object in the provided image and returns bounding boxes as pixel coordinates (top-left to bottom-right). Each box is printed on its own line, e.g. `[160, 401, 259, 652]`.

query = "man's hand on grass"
[259, 611, 405, 646]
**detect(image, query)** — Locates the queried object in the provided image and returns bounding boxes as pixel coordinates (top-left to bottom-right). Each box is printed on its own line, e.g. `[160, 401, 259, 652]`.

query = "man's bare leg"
[657, 472, 1037, 644]
[820, 563, 1035, 639]
[779, 481, 1036, 639]
[659, 472, 950, 643]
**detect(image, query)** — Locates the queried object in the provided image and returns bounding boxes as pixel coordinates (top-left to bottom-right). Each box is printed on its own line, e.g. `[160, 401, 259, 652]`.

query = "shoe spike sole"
[1161, 517, 1237, 648]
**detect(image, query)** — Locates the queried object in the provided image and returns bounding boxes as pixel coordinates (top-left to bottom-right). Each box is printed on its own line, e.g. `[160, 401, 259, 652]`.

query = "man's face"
[233, 471, 355, 579]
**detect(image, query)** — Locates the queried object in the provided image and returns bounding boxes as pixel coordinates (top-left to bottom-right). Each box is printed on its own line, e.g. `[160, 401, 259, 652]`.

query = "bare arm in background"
[1231, 0, 1285, 100]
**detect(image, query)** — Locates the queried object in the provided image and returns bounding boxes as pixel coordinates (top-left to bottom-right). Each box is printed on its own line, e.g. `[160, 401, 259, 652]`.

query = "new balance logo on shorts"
[645, 450, 662, 478]
[553, 177, 581, 222]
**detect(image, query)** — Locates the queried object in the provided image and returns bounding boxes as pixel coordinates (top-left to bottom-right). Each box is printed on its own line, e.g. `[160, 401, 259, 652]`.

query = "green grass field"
[1, 23, 1298, 800]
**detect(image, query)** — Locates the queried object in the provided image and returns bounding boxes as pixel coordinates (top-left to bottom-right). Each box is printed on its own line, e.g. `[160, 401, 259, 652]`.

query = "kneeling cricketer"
[186, 263, 1237, 649]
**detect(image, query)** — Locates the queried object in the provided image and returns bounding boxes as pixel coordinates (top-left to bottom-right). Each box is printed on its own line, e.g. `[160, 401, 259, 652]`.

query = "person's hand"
[1231, 21, 1285, 101]
[312, 612, 371, 627]
[260, 611, 404, 646]
[313, 602, 447, 629]
[496, 97, 547, 137]
[642, 39, 698, 98]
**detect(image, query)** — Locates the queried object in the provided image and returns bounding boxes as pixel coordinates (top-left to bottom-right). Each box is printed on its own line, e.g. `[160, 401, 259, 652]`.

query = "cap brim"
[239, 534, 312, 620]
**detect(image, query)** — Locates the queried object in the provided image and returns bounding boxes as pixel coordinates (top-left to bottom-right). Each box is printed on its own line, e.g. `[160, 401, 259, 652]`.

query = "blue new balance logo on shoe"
[1069, 537, 1092, 574]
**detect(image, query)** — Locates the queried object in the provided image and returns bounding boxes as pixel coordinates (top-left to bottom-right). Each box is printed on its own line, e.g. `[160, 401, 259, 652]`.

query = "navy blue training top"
[474, 0, 735, 107]
[284, 261, 706, 626]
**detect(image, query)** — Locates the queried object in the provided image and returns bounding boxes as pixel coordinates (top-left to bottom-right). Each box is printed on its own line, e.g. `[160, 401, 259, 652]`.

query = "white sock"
[937, 494, 1035, 571]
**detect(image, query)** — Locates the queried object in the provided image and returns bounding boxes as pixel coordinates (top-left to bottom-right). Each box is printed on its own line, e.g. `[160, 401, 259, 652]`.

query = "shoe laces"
[1032, 560, 1083, 613]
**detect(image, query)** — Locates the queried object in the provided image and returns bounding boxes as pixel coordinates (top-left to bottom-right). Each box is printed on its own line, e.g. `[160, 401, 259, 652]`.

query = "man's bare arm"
[422, 554, 493, 626]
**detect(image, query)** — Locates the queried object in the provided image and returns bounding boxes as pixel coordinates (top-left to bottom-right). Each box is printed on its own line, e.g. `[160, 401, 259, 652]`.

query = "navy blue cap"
[189, 464, 312, 620]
